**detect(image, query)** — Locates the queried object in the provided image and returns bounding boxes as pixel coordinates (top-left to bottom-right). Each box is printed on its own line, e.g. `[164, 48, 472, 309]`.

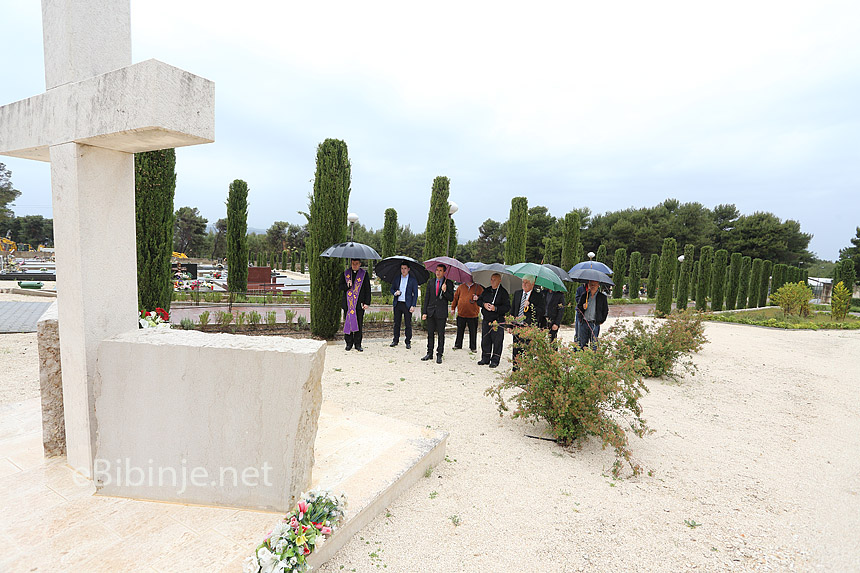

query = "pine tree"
[226, 179, 249, 294]
[423, 177, 450, 261]
[504, 197, 528, 264]
[696, 246, 714, 311]
[759, 260, 773, 307]
[561, 211, 581, 324]
[611, 248, 627, 299]
[655, 238, 677, 317]
[737, 256, 752, 309]
[676, 244, 694, 310]
[647, 253, 660, 299]
[711, 249, 729, 311]
[628, 251, 643, 300]
[135, 149, 176, 312]
[596, 244, 608, 266]
[308, 139, 350, 338]
[749, 258, 763, 308]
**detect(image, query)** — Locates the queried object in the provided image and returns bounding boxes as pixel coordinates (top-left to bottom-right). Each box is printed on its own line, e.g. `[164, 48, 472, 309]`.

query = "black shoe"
[345, 345, 352, 351]
[477, 359, 489, 366]
[406, 342, 411, 349]
[469, 348, 477, 353]
[436, 356, 442, 364]
[356, 346, 364, 352]
[452, 346, 462, 350]
[421, 354, 432, 361]
[489, 363, 498, 368]
[390, 342, 398, 347]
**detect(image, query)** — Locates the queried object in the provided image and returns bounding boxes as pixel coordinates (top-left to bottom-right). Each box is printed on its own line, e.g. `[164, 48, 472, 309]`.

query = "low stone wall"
[36, 302, 65, 457]
[93, 328, 325, 512]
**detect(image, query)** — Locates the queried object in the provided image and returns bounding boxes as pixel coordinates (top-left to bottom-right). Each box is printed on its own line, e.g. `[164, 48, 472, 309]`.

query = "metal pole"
[446, 214, 451, 257]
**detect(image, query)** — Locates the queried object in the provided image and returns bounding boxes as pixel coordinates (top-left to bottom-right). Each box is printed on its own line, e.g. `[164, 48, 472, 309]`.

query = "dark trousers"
[481, 319, 504, 365]
[344, 310, 364, 349]
[576, 319, 600, 349]
[392, 301, 412, 344]
[426, 315, 446, 356]
[548, 325, 559, 342]
[512, 333, 525, 371]
[454, 316, 478, 350]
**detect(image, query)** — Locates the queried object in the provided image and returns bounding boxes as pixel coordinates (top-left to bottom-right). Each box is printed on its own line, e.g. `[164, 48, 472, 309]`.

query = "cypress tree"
[573, 242, 584, 266]
[504, 197, 528, 264]
[423, 177, 450, 260]
[673, 254, 681, 297]
[628, 251, 643, 300]
[301, 251, 306, 274]
[135, 149, 176, 312]
[691, 260, 700, 305]
[448, 217, 459, 260]
[748, 258, 763, 308]
[802, 269, 809, 285]
[596, 244, 608, 266]
[833, 260, 843, 290]
[676, 244, 694, 310]
[381, 207, 398, 296]
[841, 259, 856, 293]
[612, 248, 627, 299]
[771, 263, 786, 297]
[281, 249, 287, 270]
[561, 211, 581, 324]
[737, 256, 752, 309]
[655, 237, 677, 317]
[647, 253, 660, 299]
[291, 251, 297, 272]
[759, 260, 773, 307]
[308, 139, 350, 338]
[695, 246, 713, 311]
[711, 249, 729, 311]
[725, 252, 742, 310]
[226, 179, 249, 294]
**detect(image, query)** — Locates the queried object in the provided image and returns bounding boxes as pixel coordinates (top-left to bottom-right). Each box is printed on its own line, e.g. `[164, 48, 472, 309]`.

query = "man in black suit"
[540, 287, 566, 342]
[477, 273, 511, 368]
[422, 264, 454, 363]
[509, 276, 544, 371]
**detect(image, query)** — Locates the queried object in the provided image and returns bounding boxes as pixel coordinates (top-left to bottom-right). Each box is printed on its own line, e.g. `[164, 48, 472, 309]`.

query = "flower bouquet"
[244, 489, 347, 573]
[139, 308, 171, 329]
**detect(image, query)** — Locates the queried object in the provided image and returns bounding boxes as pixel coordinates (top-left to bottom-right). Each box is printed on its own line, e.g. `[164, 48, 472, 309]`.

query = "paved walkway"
[0, 301, 52, 333]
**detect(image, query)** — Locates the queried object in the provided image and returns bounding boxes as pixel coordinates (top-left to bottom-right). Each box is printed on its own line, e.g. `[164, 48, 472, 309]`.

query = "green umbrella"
[506, 262, 567, 292]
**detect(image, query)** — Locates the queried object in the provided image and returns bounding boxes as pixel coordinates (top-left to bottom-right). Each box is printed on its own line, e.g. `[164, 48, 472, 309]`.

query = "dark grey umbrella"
[319, 241, 381, 260]
[374, 256, 430, 283]
[542, 263, 573, 284]
[568, 267, 614, 287]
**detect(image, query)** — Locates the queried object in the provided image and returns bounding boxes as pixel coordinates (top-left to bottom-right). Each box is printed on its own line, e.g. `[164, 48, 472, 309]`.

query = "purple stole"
[344, 268, 366, 334]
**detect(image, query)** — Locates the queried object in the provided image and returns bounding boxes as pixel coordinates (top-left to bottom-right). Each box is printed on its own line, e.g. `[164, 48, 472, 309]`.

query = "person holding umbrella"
[340, 258, 372, 351]
[422, 264, 454, 363]
[508, 275, 544, 371]
[390, 261, 419, 349]
[576, 280, 609, 349]
[477, 273, 511, 368]
[451, 278, 483, 352]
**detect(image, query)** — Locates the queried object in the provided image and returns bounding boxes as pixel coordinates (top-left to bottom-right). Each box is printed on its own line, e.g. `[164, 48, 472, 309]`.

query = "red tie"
[436, 280, 440, 296]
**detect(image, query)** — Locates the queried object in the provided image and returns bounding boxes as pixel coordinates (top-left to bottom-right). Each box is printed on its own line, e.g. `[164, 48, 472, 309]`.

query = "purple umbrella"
[423, 256, 472, 283]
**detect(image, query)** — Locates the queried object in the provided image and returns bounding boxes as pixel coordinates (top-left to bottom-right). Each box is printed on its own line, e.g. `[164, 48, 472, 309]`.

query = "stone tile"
[0, 301, 52, 333]
[150, 528, 246, 573]
[3, 523, 122, 570]
[4, 493, 127, 547]
[4, 430, 47, 470]
[211, 509, 282, 547]
[0, 457, 21, 478]
[167, 503, 240, 534]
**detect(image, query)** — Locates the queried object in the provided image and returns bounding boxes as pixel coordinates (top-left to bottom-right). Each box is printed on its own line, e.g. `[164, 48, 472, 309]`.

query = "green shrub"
[736, 256, 752, 309]
[179, 317, 194, 330]
[695, 246, 713, 311]
[217, 311, 234, 328]
[248, 310, 262, 326]
[676, 244, 694, 310]
[725, 252, 742, 311]
[612, 248, 627, 299]
[647, 253, 660, 299]
[606, 311, 707, 380]
[771, 282, 812, 317]
[655, 238, 677, 317]
[197, 311, 210, 327]
[486, 326, 648, 477]
[283, 309, 296, 327]
[297, 315, 308, 329]
[831, 281, 851, 321]
[265, 311, 277, 326]
[235, 312, 247, 328]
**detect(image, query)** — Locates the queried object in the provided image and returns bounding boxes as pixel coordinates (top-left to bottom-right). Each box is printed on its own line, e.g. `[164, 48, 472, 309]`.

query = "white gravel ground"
[1, 298, 858, 571]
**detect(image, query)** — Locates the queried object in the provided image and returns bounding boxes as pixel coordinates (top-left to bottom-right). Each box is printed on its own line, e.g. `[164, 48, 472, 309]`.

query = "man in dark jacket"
[477, 273, 511, 368]
[390, 262, 419, 349]
[340, 258, 372, 351]
[540, 287, 566, 342]
[421, 264, 454, 363]
[575, 280, 609, 349]
[508, 276, 544, 371]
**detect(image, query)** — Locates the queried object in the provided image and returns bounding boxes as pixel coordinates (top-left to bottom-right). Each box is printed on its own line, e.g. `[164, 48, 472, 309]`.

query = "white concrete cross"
[0, 0, 214, 478]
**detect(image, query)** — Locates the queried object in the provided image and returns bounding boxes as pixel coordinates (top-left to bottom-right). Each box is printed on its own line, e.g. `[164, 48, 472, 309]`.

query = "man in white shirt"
[390, 262, 418, 349]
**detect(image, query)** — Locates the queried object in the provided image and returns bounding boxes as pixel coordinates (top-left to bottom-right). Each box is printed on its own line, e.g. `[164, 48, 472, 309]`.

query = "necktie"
[519, 292, 528, 317]
[436, 279, 440, 296]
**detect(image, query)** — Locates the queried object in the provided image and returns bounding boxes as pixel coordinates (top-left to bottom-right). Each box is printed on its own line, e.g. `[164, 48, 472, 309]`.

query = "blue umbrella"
[569, 260, 613, 275]
[568, 268, 614, 287]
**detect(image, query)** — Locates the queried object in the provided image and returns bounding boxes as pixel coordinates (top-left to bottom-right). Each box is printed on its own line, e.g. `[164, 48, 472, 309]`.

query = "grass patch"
[607, 298, 656, 305]
[704, 307, 860, 330]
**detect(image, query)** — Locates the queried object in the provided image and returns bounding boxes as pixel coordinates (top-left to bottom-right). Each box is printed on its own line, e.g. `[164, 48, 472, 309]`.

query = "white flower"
[243, 556, 261, 573]
[257, 547, 278, 573]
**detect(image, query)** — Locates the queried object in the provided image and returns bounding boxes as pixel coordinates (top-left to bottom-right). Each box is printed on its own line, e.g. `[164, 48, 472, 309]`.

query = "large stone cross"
[0, 0, 214, 478]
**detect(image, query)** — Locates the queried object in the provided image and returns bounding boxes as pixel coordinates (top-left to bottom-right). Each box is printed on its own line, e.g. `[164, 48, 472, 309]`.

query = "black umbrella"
[319, 241, 381, 260]
[568, 267, 615, 287]
[542, 263, 574, 284]
[374, 256, 430, 284]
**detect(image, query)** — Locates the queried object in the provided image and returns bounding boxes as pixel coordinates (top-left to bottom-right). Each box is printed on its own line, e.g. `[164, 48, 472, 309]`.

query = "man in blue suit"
[390, 262, 418, 349]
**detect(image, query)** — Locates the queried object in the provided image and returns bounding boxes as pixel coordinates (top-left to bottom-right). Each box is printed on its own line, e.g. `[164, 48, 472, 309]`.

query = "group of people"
[339, 258, 609, 368]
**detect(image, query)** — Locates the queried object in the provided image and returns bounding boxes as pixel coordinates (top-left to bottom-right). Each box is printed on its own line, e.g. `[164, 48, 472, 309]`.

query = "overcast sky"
[2, 1, 858, 259]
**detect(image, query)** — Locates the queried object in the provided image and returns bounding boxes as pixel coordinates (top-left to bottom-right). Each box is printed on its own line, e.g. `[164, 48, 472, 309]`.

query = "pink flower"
[298, 500, 308, 514]
[320, 526, 332, 535]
